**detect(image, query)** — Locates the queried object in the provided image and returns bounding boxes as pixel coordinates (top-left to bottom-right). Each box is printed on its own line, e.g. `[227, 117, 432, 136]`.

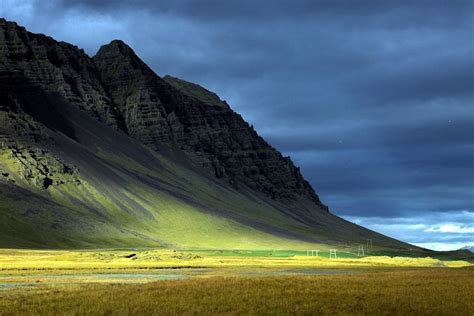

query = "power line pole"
[366, 239, 373, 249]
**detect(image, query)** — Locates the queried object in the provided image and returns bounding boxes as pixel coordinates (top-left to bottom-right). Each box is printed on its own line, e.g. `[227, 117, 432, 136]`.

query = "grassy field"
[0, 268, 473, 315]
[0, 249, 472, 315]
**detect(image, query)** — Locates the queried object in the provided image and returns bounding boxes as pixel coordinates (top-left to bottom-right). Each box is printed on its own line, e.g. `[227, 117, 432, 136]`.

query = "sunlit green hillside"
[0, 104, 413, 251]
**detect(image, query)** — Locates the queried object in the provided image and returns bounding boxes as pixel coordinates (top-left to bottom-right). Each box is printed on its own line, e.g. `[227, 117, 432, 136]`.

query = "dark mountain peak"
[1, 26, 139, 135]
[0, 18, 56, 48]
[0, 18, 28, 40]
[0, 19, 125, 131]
[94, 39, 153, 76]
[0, 17, 19, 28]
[110, 39, 127, 46]
[98, 39, 133, 56]
[0, 17, 9, 26]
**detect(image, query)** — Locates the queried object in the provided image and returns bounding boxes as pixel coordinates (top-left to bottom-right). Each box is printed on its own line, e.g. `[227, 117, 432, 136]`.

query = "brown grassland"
[1, 267, 473, 315]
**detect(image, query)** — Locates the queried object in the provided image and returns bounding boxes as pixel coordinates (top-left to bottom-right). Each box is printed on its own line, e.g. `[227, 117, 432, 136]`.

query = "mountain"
[460, 246, 474, 252]
[0, 18, 412, 251]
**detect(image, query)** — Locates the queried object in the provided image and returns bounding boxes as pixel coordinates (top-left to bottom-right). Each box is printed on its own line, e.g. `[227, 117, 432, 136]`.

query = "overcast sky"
[1, 0, 473, 251]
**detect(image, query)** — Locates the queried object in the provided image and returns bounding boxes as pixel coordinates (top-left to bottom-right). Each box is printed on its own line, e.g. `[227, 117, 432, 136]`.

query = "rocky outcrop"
[163, 75, 230, 108]
[94, 41, 325, 207]
[0, 94, 80, 190]
[0, 139, 80, 189]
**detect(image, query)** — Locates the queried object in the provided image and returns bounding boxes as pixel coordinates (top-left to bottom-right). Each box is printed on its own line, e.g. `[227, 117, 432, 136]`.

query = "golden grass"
[0, 268, 473, 315]
[0, 249, 471, 270]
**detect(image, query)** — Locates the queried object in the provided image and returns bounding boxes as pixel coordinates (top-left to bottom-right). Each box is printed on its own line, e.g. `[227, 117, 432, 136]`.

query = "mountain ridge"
[0, 18, 415, 251]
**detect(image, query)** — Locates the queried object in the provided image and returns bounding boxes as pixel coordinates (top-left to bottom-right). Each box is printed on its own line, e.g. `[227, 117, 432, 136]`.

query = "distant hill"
[460, 246, 474, 252]
[0, 18, 416, 251]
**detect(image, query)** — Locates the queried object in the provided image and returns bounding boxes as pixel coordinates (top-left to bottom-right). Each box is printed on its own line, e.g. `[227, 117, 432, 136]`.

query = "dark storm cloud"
[42, 0, 474, 27]
[350, 51, 474, 103]
[1, 0, 473, 249]
[267, 114, 474, 152]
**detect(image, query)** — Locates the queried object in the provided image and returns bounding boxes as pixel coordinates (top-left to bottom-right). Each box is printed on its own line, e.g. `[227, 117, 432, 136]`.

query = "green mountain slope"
[0, 102, 405, 250]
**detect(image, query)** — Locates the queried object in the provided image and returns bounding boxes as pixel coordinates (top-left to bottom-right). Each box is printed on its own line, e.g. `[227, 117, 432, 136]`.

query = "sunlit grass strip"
[0, 249, 471, 270]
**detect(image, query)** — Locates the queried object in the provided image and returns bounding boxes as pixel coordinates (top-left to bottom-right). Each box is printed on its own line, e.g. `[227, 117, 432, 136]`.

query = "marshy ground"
[0, 249, 473, 315]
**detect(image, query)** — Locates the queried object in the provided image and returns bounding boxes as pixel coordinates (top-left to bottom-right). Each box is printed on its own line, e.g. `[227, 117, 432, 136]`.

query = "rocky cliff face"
[93, 40, 325, 207]
[91, 40, 174, 147]
[0, 18, 326, 209]
[0, 19, 124, 131]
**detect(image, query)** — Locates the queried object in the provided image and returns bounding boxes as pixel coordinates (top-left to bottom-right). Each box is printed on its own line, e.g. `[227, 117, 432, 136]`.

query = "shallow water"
[0, 271, 186, 289]
[0, 268, 360, 290]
